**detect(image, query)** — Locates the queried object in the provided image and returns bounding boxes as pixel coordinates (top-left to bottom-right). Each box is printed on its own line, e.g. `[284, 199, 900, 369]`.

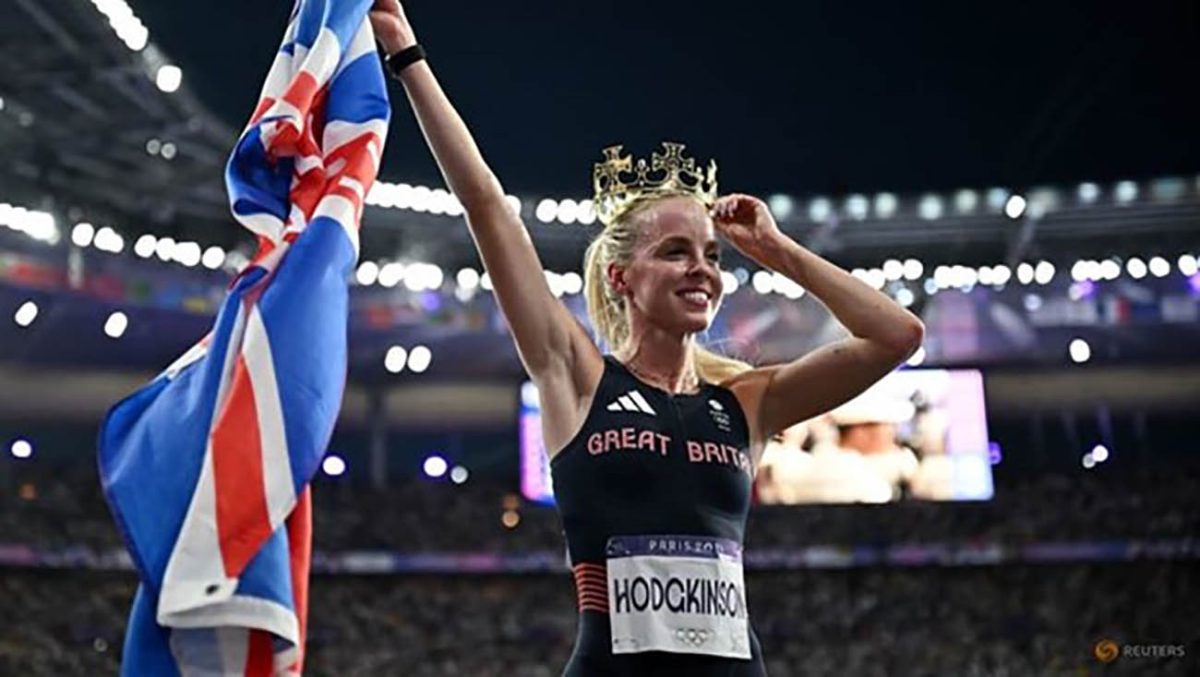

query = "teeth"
[682, 291, 708, 303]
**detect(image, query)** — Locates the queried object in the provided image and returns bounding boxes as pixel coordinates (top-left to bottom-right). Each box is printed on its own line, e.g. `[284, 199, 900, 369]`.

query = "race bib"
[606, 535, 751, 660]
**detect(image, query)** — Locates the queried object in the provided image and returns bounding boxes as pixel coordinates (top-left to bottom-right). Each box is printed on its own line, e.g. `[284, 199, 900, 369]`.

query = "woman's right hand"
[369, 0, 417, 56]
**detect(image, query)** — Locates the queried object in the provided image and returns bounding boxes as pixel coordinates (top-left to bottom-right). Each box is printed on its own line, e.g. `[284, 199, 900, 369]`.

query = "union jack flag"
[98, 1, 389, 674]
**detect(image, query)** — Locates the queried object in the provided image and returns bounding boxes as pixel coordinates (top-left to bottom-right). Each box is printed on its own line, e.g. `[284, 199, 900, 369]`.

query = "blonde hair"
[583, 197, 752, 386]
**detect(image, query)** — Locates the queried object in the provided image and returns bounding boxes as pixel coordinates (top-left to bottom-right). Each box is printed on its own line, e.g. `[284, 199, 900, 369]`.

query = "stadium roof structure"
[1, 0, 1198, 275]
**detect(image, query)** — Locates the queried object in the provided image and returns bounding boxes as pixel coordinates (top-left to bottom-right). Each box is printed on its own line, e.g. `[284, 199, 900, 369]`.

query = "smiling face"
[608, 196, 724, 336]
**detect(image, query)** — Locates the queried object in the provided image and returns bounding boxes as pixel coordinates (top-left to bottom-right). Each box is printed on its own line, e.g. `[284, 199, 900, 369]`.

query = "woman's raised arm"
[370, 1, 602, 449]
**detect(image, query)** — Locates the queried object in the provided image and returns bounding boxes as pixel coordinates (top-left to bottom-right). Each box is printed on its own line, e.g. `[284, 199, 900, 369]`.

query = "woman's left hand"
[711, 194, 786, 266]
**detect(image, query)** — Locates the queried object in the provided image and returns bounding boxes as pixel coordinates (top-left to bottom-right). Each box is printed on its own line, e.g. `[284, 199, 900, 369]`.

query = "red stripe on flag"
[243, 630, 274, 677]
[210, 354, 273, 576]
[249, 97, 277, 127]
[286, 487, 312, 674]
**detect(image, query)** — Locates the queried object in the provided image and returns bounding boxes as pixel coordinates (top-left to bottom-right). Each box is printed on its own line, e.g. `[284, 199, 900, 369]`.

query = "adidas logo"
[605, 390, 657, 416]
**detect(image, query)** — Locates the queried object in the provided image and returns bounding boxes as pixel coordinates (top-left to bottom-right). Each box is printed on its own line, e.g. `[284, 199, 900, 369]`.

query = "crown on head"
[592, 142, 718, 226]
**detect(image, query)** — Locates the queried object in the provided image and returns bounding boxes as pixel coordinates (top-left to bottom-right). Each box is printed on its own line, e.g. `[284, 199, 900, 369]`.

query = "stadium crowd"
[1, 562, 1194, 675]
[1, 463, 1197, 553]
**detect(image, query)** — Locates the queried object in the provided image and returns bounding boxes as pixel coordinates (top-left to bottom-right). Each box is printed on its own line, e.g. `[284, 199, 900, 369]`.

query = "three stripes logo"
[606, 390, 657, 416]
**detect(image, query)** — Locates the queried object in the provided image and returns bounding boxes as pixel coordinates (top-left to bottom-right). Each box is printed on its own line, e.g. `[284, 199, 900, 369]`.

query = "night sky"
[137, 0, 1198, 197]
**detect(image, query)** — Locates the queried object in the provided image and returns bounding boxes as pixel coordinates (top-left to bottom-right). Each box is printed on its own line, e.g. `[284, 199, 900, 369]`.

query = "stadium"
[1, 1, 1196, 675]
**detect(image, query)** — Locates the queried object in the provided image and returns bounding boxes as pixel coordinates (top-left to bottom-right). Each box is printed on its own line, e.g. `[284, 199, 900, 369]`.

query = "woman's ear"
[606, 262, 629, 297]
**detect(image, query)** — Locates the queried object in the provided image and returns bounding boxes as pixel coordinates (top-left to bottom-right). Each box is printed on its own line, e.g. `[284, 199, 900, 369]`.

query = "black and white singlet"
[550, 356, 767, 676]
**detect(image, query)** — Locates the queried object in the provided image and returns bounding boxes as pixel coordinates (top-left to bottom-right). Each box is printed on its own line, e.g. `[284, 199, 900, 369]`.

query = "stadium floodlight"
[104, 311, 129, 339]
[1091, 444, 1110, 463]
[917, 195, 943, 220]
[407, 345, 432, 373]
[903, 259, 924, 281]
[845, 194, 869, 221]
[874, 193, 898, 219]
[1114, 180, 1138, 204]
[156, 65, 182, 93]
[882, 259, 904, 282]
[450, 466, 469, 484]
[378, 262, 404, 288]
[134, 234, 157, 258]
[768, 194, 794, 220]
[356, 261, 380, 286]
[576, 199, 597, 225]
[562, 272, 584, 295]
[905, 346, 926, 367]
[895, 288, 915, 308]
[1004, 195, 1027, 219]
[456, 267, 481, 291]
[720, 271, 739, 296]
[1016, 263, 1034, 285]
[752, 270, 774, 295]
[13, 301, 39, 328]
[1148, 256, 1170, 278]
[72, 223, 96, 248]
[423, 455, 448, 478]
[1126, 258, 1147, 279]
[535, 199, 558, 224]
[1077, 182, 1100, 204]
[557, 199, 580, 225]
[953, 189, 978, 214]
[1068, 338, 1091, 364]
[806, 197, 831, 222]
[322, 455, 347, 477]
[10, 439, 33, 459]
[384, 346, 407, 374]
[1178, 254, 1198, 277]
[1034, 261, 1055, 285]
[202, 246, 226, 270]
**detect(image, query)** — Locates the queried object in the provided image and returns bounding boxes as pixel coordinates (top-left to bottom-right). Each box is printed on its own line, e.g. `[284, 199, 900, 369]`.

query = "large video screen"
[519, 369, 993, 506]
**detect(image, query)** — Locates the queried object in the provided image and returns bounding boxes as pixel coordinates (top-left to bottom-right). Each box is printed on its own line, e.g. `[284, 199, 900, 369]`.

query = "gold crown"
[592, 142, 718, 226]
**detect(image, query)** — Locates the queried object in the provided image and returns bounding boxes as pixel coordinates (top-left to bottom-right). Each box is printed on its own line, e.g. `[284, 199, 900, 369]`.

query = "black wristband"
[384, 44, 426, 79]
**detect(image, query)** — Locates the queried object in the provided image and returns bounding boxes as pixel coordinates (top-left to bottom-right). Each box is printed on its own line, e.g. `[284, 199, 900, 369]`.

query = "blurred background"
[1, 0, 1197, 674]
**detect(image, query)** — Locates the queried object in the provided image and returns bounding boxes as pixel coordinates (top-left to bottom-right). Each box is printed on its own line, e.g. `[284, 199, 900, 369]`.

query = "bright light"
[807, 197, 831, 222]
[954, 189, 979, 214]
[557, 199, 579, 225]
[576, 200, 597, 225]
[1098, 260, 1121, 281]
[356, 261, 380, 286]
[751, 270, 774, 295]
[156, 65, 182, 93]
[1178, 254, 1198, 277]
[146, 138, 161, 155]
[93, 226, 125, 253]
[992, 264, 1012, 286]
[895, 288, 915, 307]
[1091, 444, 1109, 463]
[506, 195, 524, 218]
[10, 439, 33, 459]
[1034, 261, 1055, 285]
[874, 193, 898, 219]
[845, 195, 869, 221]
[104, 311, 129, 339]
[501, 510, 521, 528]
[14, 301, 39, 328]
[1017, 263, 1034, 285]
[1114, 180, 1138, 204]
[902, 259, 923, 281]
[174, 241, 201, 267]
[1082, 453, 1096, 469]
[450, 465, 469, 484]
[906, 346, 926, 367]
[202, 246, 226, 270]
[1070, 260, 1092, 282]
[322, 455, 346, 477]
[865, 268, 886, 290]
[423, 455, 448, 478]
[768, 194, 794, 220]
[89, 0, 150, 51]
[1077, 182, 1100, 203]
[456, 267, 480, 291]
[134, 234, 156, 258]
[535, 199, 557, 224]
[561, 272, 584, 295]
[774, 273, 805, 299]
[72, 223, 96, 247]
[917, 195, 943, 220]
[378, 262, 404, 288]
[1068, 338, 1091, 364]
[154, 237, 176, 262]
[1126, 258, 1147, 279]
[1004, 194, 1027, 219]
[407, 345, 432, 373]
[1148, 256, 1170, 278]
[882, 259, 904, 282]
[720, 271, 739, 295]
[161, 142, 177, 160]
[480, 272, 493, 291]
[384, 346, 407, 374]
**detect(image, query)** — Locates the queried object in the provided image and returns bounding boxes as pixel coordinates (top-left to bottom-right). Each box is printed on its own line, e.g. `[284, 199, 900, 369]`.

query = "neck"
[614, 326, 698, 394]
